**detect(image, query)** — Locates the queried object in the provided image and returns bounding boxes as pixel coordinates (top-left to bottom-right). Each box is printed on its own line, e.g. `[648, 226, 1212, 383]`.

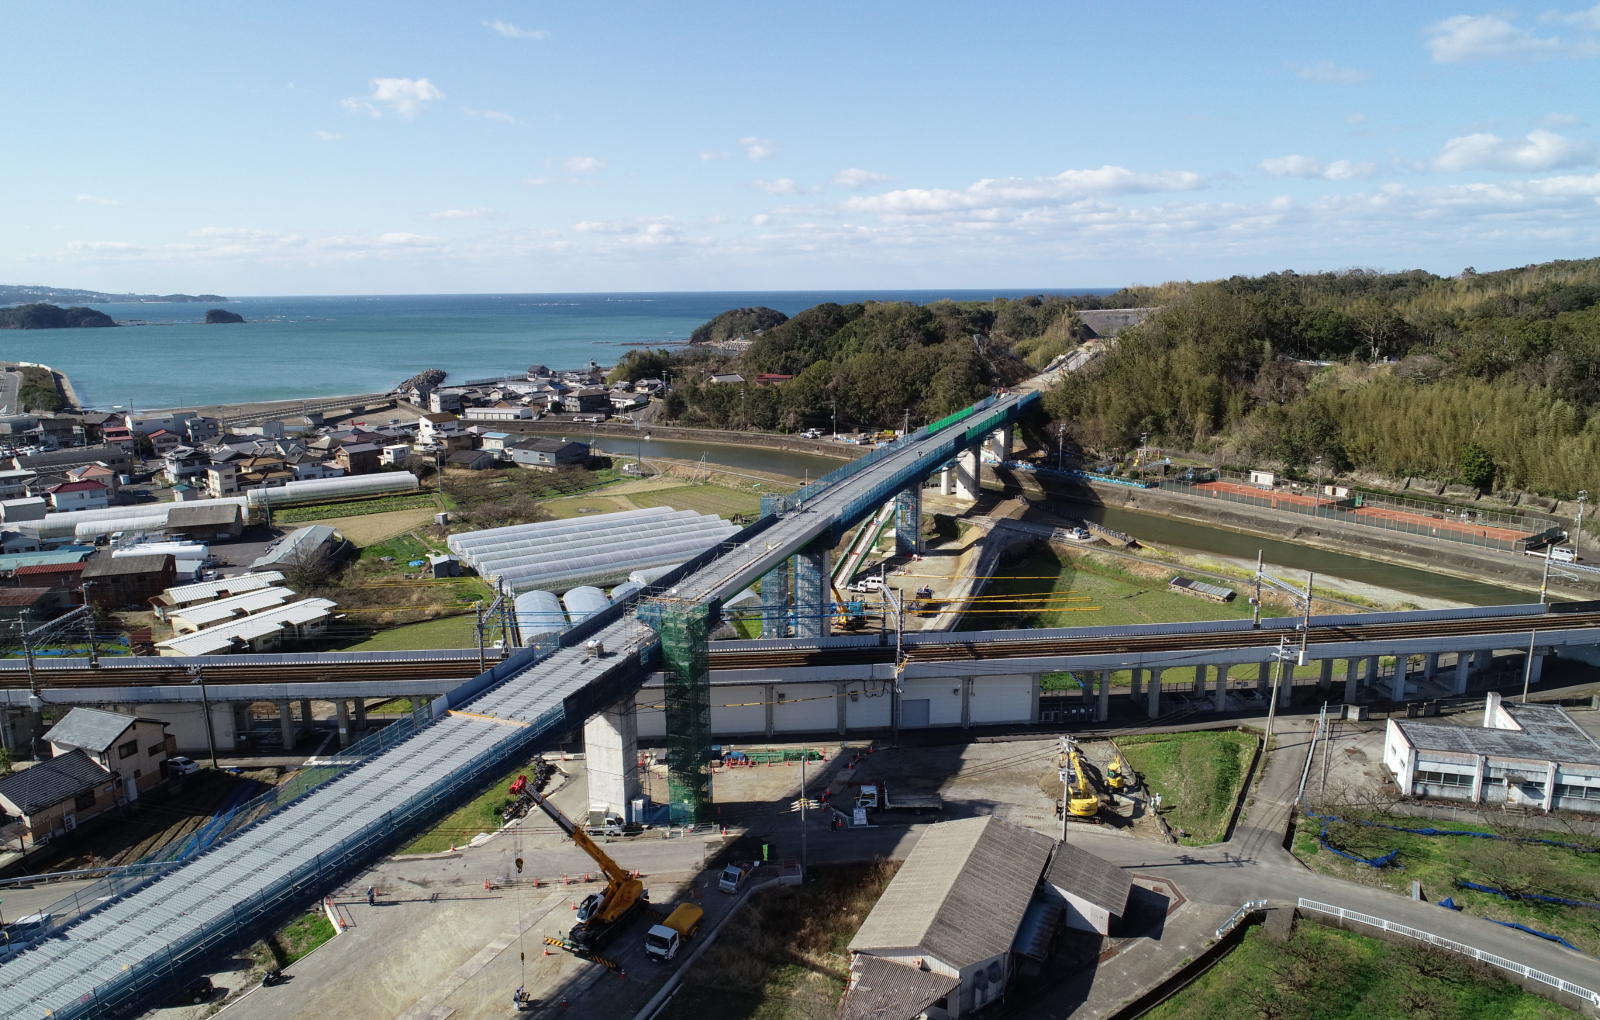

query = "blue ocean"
[1, 289, 1111, 409]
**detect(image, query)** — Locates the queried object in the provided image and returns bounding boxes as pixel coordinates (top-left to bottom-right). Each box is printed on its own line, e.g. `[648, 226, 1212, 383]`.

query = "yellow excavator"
[1057, 738, 1102, 820]
[1105, 751, 1129, 792]
[527, 790, 646, 951]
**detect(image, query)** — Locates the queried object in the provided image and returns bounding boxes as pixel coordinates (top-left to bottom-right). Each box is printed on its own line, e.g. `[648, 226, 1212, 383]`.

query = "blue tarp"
[1316, 816, 1401, 868]
[1438, 897, 1461, 910]
[1305, 812, 1600, 853]
[1456, 879, 1600, 912]
[1482, 918, 1583, 952]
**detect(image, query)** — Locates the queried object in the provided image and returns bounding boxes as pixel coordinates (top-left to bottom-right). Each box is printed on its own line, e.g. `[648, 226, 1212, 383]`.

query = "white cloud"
[564, 156, 605, 174]
[74, 193, 121, 206]
[739, 136, 777, 160]
[342, 77, 445, 118]
[755, 178, 804, 195]
[1541, 112, 1586, 128]
[1425, 13, 1564, 61]
[429, 208, 493, 220]
[1542, 3, 1600, 31]
[750, 214, 771, 225]
[313, 130, 343, 142]
[377, 232, 443, 247]
[844, 165, 1204, 214]
[483, 19, 547, 40]
[832, 167, 890, 189]
[1289, 60, 1371, 84]
[463, 107, 517, 124]
[67, 240, 141, 253]
[1259, 154, 1376, 180]
[522, 176, 551, 187]
[572, 217, 684, 247]
[1433, 129, 1593, 171]
[699, 150, 730, 161]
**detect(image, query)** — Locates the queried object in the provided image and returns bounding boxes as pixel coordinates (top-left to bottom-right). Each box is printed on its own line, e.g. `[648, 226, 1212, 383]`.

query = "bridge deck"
[0, 392, 1035, 1017]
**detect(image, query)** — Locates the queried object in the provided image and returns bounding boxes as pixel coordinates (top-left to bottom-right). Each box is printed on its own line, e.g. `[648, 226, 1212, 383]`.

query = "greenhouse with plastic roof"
[448, 507, 739, 592]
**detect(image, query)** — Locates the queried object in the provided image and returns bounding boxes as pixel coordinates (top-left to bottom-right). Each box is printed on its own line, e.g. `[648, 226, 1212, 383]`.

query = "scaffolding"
[760, 558, 791, 638]
[895, 484, 923, 556]
[638, 598, 714, 824]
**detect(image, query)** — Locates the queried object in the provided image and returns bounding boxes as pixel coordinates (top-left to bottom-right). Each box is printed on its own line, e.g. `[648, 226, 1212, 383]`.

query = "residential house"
[5, 562, 86, 614]
[203, 462, 239, 497]
[170, 483, 201, 502]
[0, 529, 42, 554]
[0, 469, 37, 500]
[428, 390, 464, 415]
[150, 570, 286, 618]
[841, 816, 1055, 1020]
[67, 462, 120, 496]
[417, 412, 462, 447]
[14, 444, 132, 474]
[82, 553, 177, 609]
[633, 378, 665, 395]
[286, 450, 345, 480]
[507, 438, 589, 470]
[561, 387, 612, 414]
[379, 444, 413, 467]
[251, 525, 348, 573]
[464, 403, 534, 422]
[46, 479, 111, 511]
[45, 707, 175, 802]
[234, 455, 294, 490]
[0, 749, 123, 849]
[1042, 842, 1132, 934]
[334, 442, 381, 475]
[477, 432, 513, 454]
[144, 429, 183, 455]
[182, 416, 221, 444]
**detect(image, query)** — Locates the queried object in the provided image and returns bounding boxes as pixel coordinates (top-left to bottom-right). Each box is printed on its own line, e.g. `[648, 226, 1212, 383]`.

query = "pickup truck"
[718, 861, 754, 893]
[644, 902, 704, 962]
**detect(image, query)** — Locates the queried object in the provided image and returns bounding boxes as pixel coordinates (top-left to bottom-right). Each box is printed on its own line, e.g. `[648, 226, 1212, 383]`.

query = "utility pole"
[831, 399, 837, 439]
[1056, 424, 1065, 471]
[475, 601, 487, 672]
[1252, 550, 1263, 627]
[1520, 629, 1539, 703]
[902, 408, 910, 437]
[1576, 490, 1589, 560]
[187, 665, 219, 770]
[1264, 636, 1297, 749]
[799, 752, 808, 875]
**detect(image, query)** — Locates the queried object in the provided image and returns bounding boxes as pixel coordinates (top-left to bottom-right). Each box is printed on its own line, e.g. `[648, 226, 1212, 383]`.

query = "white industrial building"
[166, 587, 297, 634]
[1384, 692, 1600, 815]
[152, 571, 286, 619]
[156, 597, 338, 656]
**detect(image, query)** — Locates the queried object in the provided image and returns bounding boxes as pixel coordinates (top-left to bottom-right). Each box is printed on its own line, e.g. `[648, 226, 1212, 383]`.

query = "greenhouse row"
[449, 508, 738, 593]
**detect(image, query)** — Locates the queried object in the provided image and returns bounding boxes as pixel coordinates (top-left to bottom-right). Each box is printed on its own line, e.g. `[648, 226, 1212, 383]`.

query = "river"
[588, 437, 1526, 607]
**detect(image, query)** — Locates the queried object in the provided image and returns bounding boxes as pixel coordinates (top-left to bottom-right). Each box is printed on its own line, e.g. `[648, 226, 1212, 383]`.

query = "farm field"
[1117, 730, 1256, 845]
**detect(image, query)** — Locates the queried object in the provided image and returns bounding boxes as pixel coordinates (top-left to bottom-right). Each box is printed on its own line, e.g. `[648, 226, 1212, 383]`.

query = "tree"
[1459, 442, 1496, 492]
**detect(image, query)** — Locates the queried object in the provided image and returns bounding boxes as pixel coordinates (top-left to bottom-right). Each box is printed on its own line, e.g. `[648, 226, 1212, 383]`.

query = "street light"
[187, 665, 219, 770]
[1056, 424, 1065, 471]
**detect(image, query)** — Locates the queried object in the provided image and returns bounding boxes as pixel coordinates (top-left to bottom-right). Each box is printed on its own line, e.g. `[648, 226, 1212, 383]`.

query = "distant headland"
[0, 283, 228, 305]
[0, 303, 117, 329]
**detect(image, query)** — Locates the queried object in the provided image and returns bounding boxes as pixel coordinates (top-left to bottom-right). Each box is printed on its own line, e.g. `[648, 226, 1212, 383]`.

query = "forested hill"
[638, 292, 1139, 432]
[1046, 258, 1600, 497]
[0, 303, 117, 329]
[0, 284, 226, 304]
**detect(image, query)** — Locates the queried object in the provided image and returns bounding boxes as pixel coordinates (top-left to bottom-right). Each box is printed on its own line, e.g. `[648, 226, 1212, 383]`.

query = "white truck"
[855, 783, 942, 819]
[644, 902, 704, 962]
[718, 861, 754, 893]
[585, 805, 624, 837]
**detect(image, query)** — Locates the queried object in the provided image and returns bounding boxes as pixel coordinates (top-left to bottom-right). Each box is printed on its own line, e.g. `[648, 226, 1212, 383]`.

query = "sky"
[3, 1, 1599, 295]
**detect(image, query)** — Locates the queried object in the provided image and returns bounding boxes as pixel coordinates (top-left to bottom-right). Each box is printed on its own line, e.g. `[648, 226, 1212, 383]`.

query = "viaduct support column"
[1453, 653, 1471, 694]
[1527, 648, 1546, 687]
[895, 484, 924, 557]
[640, 600, 713, 824]
[792, 540, 831, 639]
[278, 701, 295, 749]
[1390, 663, 1408, 703]
[939, 467, 953, 496]
[1097, 670, 1111, 722]
[299, 698, 314, 734]
[760, 559, 792, 638]
[1366, 656, 1382, 692]
[1319, 659, 1334, 692]
[1343, 660, 1360, 704]
[1129, 669, 1142, 700]
[335, 700, 352, 748]
[583, 695, 641, 823]
[1146, 669, 1162, 719]
[1214, 666, 1230, 712]
[353, 699, 367, 734]
[1424, 653, 1439, 683]
[1257, 661, 1272, 696]
[953, 448, 980, 502]
[986, 427, 1013, 464]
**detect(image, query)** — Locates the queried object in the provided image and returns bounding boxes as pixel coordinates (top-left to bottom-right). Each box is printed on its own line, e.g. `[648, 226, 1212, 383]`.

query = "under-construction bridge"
[0, 391, 1036, 1017]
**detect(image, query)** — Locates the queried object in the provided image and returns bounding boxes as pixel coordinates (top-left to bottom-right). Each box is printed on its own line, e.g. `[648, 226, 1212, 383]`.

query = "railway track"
[5, 610, 1598, 689]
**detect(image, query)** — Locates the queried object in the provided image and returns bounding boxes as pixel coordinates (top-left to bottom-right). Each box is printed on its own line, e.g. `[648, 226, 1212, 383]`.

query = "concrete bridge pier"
[353, 699, 367, 735]
[1318, 658, 1334, 692]
[895, 484, 924, 556]
[1256, 661, 1271, 697]
[1389, 664, 1408, 703]
[1365, 655, 1382, 693]
[299, 698, 313, 735]
[1128, 669, 1142, 701]
[584, 695, 641, 823]
[938, 466, 953, 496]
[1214, 666, 1229, 712]
[985, 426, 1013, 463]
[1453, 653, 1471, 694]
[1526, 647, 1546, 687]
[952, 447, 980, 502]
[335, 700, 352, 747]
[792, 541, 831, 639]
[1097, 670, 1111, 721]
[1473, 649, 1494, 673]
[1424, 652, 1439, 684]
[1190, 665, 1206, 695]
[1146, 669, 1162, 719]
[278, 701, 295, 748]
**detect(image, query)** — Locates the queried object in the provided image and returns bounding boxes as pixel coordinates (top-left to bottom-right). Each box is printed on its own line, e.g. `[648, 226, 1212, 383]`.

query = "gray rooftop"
[1044, 840, 1133, 915]
[839, 954, 958, 1020]
[848, 815, 1053, 969]
[43, 707, 147, 754]
[0, 750, 110, 816]
[166, 503, 241, 528]
[1396, 701, 1600, 765]
[82, 553, 172, 578]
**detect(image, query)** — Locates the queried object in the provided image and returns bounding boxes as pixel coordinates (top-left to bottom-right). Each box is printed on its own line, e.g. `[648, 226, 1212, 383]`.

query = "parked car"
[849, 575, 884, 594]
[168, 756, 200, 776]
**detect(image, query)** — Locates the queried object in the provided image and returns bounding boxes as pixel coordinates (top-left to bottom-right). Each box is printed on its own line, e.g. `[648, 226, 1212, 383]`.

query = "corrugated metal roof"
[849, 816, 1054, 969]
[1397, 702, 1600, 765]
[0, 749, 110, 815]
[839, 955, 958, 1020]
[82, 553, 171, 578]
[157, 571, 285, 608]
[1044, 841, 1132, 916]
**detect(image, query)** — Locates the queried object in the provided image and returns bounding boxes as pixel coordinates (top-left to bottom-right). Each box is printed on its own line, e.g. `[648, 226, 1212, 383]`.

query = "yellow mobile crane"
[527, 790, 646, 951]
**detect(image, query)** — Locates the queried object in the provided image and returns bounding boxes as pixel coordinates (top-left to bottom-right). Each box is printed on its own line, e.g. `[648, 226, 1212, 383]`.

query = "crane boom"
[526, 789, 645, 946]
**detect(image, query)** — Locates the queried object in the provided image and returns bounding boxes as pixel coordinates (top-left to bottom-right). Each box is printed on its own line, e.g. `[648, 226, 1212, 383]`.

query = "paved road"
[0, 364, 23, 415]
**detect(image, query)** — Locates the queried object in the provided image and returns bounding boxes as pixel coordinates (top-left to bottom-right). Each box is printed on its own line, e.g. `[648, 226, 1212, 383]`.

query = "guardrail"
[1215, 898, 1270, 939]
[1297, 898, 1600, 1008]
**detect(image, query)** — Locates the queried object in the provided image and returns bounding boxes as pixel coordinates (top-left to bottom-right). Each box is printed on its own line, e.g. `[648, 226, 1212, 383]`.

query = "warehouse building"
[155, 597, 338, 656]
[1384, 692, 1600, 815]
[842, 816, 1055, 1020]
